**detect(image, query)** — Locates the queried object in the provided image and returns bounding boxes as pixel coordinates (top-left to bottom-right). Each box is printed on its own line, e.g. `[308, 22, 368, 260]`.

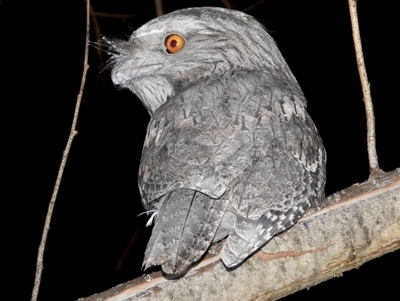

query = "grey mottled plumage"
[106, 7, 326, 274]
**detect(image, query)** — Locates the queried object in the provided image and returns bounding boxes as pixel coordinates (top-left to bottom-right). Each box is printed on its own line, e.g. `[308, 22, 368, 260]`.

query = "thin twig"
[30, 1, 91, 300]
[95, 12, 140, 19]
[348, 0, 381, 176]
[154, 0, 164, 16]
[218, 0, 233, 9]
[90, 4, 110, 91]
[242, 0, 267, 13]
[115, 222, 144, 273]
[90, 5, 101, 48]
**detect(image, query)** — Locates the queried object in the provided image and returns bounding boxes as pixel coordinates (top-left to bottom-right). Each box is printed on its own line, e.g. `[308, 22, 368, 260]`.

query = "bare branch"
[154, 0, 164, 16]
[90, 5, 101, 48]
[348, 0, 381, 176]
[95, 12, 140, 19]
[30, 1, 91, 300]
[217, 0, 233, 9]
[78, 169, 400, 301]
[115, 223, 144, 273]
[90, 4, 111, 91]
[243, 0, 267, 13]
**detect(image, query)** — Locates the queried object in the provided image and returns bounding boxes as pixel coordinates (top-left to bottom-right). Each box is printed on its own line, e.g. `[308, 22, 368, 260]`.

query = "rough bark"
[79, 168, 400, 301]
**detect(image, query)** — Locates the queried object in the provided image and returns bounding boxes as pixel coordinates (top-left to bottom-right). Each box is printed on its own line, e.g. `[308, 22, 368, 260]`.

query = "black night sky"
[1, 1, 399, 300]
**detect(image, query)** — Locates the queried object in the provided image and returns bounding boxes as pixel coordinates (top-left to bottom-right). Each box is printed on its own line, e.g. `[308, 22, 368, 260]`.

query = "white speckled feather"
[106, 7, 326, 274]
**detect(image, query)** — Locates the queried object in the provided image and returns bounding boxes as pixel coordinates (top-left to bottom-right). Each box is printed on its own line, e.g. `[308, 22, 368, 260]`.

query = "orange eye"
[165, 34, 185, 54]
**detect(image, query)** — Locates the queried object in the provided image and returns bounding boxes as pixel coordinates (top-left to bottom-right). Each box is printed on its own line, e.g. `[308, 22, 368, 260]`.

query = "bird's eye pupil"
[165, 34, 185, 54]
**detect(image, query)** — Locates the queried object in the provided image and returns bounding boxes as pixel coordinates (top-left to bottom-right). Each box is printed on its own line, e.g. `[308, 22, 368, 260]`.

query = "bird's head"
[105, 7, 296, 115]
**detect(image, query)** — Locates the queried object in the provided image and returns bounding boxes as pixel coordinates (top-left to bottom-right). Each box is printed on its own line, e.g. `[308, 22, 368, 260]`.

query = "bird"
[105, 7, 326, 275]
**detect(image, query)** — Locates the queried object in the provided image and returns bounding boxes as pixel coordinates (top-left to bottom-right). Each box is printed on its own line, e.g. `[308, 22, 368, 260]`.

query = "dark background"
[1, 0, 399, 300]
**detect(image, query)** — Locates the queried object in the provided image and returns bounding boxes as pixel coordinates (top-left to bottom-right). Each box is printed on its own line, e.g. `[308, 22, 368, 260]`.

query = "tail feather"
[221, 200, 311, 267]
[143, 188, 228, 274]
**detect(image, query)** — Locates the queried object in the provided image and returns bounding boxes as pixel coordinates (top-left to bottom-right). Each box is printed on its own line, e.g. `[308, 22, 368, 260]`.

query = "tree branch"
[348, 0, 381, 176]
[78, 169, 400, 301]
[154, 0, 164, 16]
[30, 1, 90, 300]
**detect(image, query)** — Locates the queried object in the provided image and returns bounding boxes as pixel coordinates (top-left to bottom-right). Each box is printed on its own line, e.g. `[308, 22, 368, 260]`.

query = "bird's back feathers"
[108, 7, 326, 274]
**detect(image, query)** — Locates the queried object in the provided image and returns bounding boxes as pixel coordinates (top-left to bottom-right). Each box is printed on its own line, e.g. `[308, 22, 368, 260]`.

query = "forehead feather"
[134, 7, 258, 38]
